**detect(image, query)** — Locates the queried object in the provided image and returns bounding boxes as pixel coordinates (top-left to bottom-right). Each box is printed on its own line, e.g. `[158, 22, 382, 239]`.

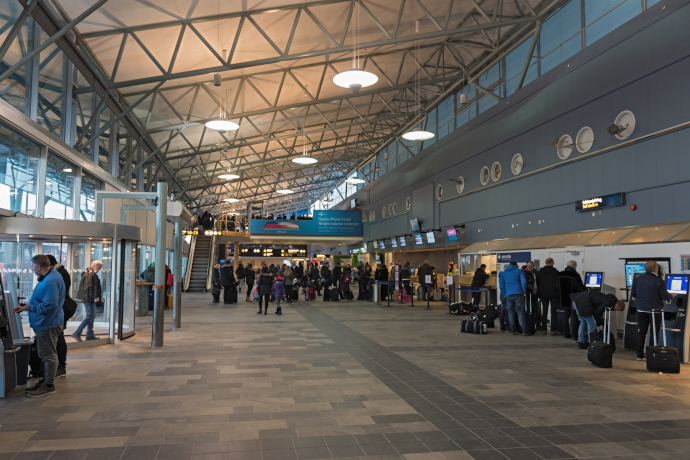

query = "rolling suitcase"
[307, 287, 316, 300]
[589, 330, 616, 352]
[291, 289, 299, 301]
[477, 305, 499, 327]
[461, 313, 487, 334]
[330, 287, 339, 301]
[588, 308, 614, 368]
[647, 310, 680, 374]
[212, 287, 220, 303]
[230, 287, 238, 303]
[524, 294, 536, 335]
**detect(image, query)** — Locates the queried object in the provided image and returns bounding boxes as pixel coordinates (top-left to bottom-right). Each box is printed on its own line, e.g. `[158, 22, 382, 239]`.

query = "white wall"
[493, 242, 690, 333]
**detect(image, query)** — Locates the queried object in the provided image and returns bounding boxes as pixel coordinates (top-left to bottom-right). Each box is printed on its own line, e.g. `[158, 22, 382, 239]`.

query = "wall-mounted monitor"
[372, 241, 379, 249]
[414, 234, 423, 244]
[666, 275, 689, 295]
[625, 263, 646, 287]
[351, 198, 356, 209]
[379, 240, 385, 249]
[585, 272, 603, 288]
[426, 231, 436, 244]
[391, 239, 397, 248]
[399, 236, 406, 247]
[363, 243, 367, 252]
[410, 218, 420, 232]
[446, 229, 458, 241]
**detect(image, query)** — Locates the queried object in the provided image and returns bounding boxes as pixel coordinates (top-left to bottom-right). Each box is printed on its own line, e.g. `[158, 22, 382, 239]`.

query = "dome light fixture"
[276, 180, 294, 194]
[403, 20, 434, 144]
[346, 173, 365, 184]
[205, 48, 238, 133]
[332, 0, 377, 93]
[224, 197, 240, 203]
[293, 135, 318, 165]
[402, 129, 435, 142]
[218, 168, 240, 180]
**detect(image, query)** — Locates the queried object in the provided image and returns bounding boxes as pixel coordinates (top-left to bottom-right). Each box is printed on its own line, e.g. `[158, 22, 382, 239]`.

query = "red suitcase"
[307, 286, 316, 300]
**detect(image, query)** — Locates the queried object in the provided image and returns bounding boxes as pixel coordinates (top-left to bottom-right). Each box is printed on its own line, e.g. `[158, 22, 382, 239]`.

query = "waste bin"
[373, 283, 379, 305]
[13, 339, 32, 386]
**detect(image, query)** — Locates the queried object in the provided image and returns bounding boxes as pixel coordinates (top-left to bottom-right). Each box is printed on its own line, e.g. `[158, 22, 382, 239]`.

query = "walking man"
[14, 255, 64, 397]
[73, 260, 102, 341]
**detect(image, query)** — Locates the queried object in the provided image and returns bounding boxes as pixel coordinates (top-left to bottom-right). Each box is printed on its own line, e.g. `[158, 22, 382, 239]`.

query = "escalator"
[187, 235, 212, 292]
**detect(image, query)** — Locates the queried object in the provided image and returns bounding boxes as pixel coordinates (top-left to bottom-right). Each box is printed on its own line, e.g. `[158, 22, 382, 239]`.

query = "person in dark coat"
[524, 261, 540, 332]
[47, 255, 70, 378]
[417, 261, 431, 301]
[340, 268, 352, 301]
[272, 276, 286, 315]
[211, 263, 221, 303]
[244, 264, 256, 302]
[257, 267, 273, 314]
[571, 291, 625, 348]
[235, 263, 245, 293]
[537, 258, 561, 335]
[320, 263, 332, 299]
[220, 263, 236, 304]
[558, 261, 585, 339]
[631, 260, 674, 360]
[333, 263, 342, 290]
[310, 264, 321, 295]
[471, 264, 490, 306]
[379, 264, 389, 300]
[400, 262, 411, 294]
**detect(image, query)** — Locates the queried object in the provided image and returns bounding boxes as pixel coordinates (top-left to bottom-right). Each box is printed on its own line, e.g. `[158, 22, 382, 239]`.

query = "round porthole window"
[613, 110, 635, 140]
[511, 154, 523, 175]
[491, 162, 501, 181]
[406, 197, 411, 210]
[436, 184, 443, 200]
[455, 176, 464, 193]
[388, 204, 392, 215]
[480, 166, 490, 185]
[382, 206, 386, 218]
[557, 134, 573, 160]
[576, 126, 594, 153]
[392, 202, 397, 214]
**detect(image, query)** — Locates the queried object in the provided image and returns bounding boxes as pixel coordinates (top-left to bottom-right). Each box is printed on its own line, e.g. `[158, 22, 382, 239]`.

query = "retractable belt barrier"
[447, 286, 491, 315]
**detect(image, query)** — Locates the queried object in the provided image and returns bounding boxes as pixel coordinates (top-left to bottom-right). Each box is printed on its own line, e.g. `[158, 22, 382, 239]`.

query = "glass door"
[89, 240, 113, 332]
[116, 240, 136, 339]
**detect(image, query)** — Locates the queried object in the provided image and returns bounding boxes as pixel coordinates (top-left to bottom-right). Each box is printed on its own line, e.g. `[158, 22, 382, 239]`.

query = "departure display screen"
[372, 241, 379, 249]
[379, 240, 385, 249]
[586, 273, 602, 288]
[391, 239, 397, 248]
[399, 236, 406, 247]
[414, 234, 423, 244]
[426, 232, 436, 244]
[625, 263, 646, 287]
[410, 218, 420, 232]
[447, 229, 458, 241]
[667, 275, 689, 295]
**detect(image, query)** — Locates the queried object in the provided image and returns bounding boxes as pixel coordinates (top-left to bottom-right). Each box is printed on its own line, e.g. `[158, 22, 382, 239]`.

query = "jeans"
[36, 325, 62, 385]
[540, 297, 559, 331]
[506, 294, 526, 332]
[75, 302, 96, 338]
[237, 279, 244, 291]
[574, 305, 597, 344]
[422, 285, 430, 301]
[637, 311, 661, 355]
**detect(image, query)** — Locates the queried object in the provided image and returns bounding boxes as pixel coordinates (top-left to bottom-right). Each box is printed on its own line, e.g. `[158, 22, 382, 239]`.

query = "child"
[272, 276, 286, 315]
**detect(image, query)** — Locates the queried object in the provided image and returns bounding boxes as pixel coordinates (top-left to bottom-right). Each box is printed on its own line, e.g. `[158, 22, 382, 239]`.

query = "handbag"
[63, 294, 78, 322]
[251, 285, 259, 300]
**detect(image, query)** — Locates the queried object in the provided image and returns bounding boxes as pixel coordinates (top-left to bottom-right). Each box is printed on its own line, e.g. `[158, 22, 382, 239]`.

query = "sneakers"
[70, 332, 82, 342]
[26, 380, 44, 391]
[510, 329, 516, 335]
[26, 383, 56, 398]
[85, 336, 98, 341]
[637, 354, 646, 361]
[264, 311, 267, 315]
[55, 367, 66, 379]
[577, 342, 588, 350]
[257, 309, 263, 314]
[500, 326, 506, 332]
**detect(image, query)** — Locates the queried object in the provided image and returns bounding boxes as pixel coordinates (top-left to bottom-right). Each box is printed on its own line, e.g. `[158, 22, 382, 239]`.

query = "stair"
[187, 236, 212, 292]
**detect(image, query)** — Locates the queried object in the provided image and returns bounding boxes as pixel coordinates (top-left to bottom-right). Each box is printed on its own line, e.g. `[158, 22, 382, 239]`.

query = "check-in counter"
[455, 274, 497, 305]
[136, 281, 154, 316]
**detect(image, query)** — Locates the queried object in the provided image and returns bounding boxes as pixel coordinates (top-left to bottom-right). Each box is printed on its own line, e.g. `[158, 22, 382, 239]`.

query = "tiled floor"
[2, 293, 690, 460]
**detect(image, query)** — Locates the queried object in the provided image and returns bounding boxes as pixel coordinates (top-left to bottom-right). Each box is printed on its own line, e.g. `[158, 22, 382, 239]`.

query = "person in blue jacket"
[14, 255, 65, 397]
[499, 261, 527, 335]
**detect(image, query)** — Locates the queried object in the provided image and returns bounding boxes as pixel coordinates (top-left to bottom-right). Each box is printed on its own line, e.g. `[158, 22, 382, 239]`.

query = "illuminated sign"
[575, 193, 624, 211]
[181, 230, 198, 235]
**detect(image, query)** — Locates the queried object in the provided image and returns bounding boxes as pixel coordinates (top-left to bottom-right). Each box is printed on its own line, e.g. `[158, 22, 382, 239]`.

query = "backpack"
[344, 274, 351, 284]
[166, 272, 174, 287]
[63, 294, 78, 322]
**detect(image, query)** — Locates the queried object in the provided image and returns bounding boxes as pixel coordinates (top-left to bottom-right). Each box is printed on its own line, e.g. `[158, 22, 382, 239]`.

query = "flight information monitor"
[391, 239, 397, 248]
[379, 240, 385, 249]
[625, 263, 646, 287]
[426, 232, 436, 244]
[585, 272, 603, 288]
[446, 229, 458, 241]
[410, 218, 420, 232]
[399, 236, 406, 247]
[667, 275, 689, 295]
[414, 234, 423, 244]
[372, 241, 379, 249]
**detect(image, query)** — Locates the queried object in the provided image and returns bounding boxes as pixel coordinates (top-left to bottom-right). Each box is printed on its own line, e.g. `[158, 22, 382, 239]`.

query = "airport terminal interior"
[2, 1, 690, 459]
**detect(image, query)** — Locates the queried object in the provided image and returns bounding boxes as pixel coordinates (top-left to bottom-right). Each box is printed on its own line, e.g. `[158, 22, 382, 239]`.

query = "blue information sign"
[497, 252, 532, 263]
[250, 210, 363, 236]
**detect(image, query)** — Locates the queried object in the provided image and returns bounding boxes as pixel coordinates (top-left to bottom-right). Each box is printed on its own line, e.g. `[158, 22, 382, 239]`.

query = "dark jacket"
[212, 263, 221, 286]
[257, 273, 273, 296]
[272, 281, 286, 298]
[220, 265, 236, 287]
[77, 268, 102, 304]
[309, 266, 320, 281]
[500, 265, 526, 296]
[244, 268, 256, 285]
[558, 266, 584, 307]
[400, 264, 411, 281]
[631, 272, 673, 313]
[294, 264, 304, 278]
[536, 265, 560, 299]
[417, 264, 432, 283]
[571, 291, 617, 320]
[235, 265, 245, 280]
[139, 266, 155, 283]
[471, 268, 489, 287]
[379, 266, 389, 283]
[524, 269, 536, 294]
[340, 271, 351, 292]
[320, 266, 332, 285]
[333, 266, 342, 284]
[55, 264, 71, 293]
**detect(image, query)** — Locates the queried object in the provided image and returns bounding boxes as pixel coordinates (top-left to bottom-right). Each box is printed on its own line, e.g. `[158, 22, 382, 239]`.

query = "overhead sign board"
[575, 192, 624, 211]
[497, 252, 532, 263]
[250, 210, 362, 236]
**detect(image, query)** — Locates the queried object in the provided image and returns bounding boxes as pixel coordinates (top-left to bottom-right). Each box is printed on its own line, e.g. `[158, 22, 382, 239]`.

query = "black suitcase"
[647, 310, 680, 374]
[589, 331, 616, 352]
[461, 313, 487, 334]
[291, 289, 299, 301]
[523, 294, 536, 335]
[230, 287, 238, 303]
[588, 308, 614, 368]
[330, 287, 339, 301]
[476, 305, 499, 324]
[29, 340, 43, 379]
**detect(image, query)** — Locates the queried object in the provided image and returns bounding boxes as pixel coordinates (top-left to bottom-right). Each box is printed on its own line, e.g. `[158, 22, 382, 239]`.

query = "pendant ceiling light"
[402, 20, 434, 143]
[333, 0, 378, 92]
[224, 197, 240, 203]
[205, 15, 238, 133]
[218, 168, 240, 180]
[292, 135, 318, 164]
[276, 180, 294, 194]
[346, 174, 365, 184]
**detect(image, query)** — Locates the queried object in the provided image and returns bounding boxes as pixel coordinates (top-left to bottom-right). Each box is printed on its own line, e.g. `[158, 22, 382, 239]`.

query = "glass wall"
[0, 124, 40, 215]
[44, 153, 75, 219]
[115, 241, 136, 338]
[80, 172, 99, 221]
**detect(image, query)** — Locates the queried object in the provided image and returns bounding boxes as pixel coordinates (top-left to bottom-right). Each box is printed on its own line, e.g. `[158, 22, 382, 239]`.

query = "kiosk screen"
[666, 275, 689, 295]
[414, 234, 423, 244]
[399, 237, 406, 247]
[625, 263, 645, 287]
[447, 229, 458, 241]
[586, 273, 602, 288]
[426, 232, 435, 244]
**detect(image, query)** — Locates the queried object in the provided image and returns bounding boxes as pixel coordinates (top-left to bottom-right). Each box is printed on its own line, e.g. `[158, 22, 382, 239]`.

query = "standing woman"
[257, 267, 272, 314]
[235, 263, 245, 293]
[244, 264, 255, 302]
[220, 263, 236, 304]
[282, 264, 294, 302]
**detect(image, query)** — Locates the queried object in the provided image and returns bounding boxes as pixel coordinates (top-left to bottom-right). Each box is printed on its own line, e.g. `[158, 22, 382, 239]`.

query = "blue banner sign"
[250, 210, 363, 236]
[497, 252, 532, 263]
[575, 192, 624, 211]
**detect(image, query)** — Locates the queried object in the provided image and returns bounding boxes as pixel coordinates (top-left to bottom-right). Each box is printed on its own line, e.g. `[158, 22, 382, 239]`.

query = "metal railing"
[182, 235, 196, 291]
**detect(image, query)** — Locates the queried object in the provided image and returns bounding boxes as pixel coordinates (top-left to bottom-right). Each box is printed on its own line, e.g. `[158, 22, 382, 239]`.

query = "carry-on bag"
[588, 308, 614, 368]
[589, 330, 616, 352]
[212, 287, 220, 303]
[647, 309, 680, 374]
[291, 290, 299, 301]
[476, 305, 499, 326]
[461, 313, 487, 334]
[330, 287, 339, 301]
[307, 286, 316, 300]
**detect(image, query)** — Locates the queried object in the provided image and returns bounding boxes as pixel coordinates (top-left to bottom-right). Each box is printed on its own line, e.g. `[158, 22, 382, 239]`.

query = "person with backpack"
[333, 263, 342, 291]
[72, 260, 102, 342]
[320, 263, 332, 300]
[235, 263, 245, 293]
[310, 264, 321, 296]
[257, 267, 272, 314]
[272, 276, 286, 315]
[244, 264, 255, 302]
[47, 255, 74, 379]
[340, 268, 352, 301]
[537, 258, 560, 335]
[220, 262, 237, 304]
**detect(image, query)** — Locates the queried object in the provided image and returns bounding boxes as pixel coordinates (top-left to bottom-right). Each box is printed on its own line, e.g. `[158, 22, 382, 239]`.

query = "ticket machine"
[663, 274, 690, 363]
[585, 272, 603, 292]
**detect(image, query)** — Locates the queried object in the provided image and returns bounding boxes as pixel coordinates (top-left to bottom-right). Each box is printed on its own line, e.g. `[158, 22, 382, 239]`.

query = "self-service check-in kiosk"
[585, 272, 603, 292]
[663, 274, 689, 363]
[624, 272, 645, 352]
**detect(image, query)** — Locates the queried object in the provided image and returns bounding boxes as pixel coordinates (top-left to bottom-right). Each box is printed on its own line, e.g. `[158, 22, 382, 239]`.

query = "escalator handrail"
[206, 235, 216, 291]
[183, 235, 196, 291]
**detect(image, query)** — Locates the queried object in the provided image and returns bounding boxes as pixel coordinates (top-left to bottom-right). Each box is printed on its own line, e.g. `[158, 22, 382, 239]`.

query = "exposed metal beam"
[516, 21, 542, 90]
[0, 0, 42, 64]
